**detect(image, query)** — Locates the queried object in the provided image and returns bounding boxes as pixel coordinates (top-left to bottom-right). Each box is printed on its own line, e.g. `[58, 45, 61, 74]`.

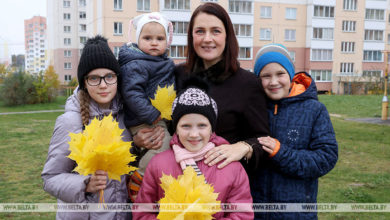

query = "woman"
[41, 35, 131, 220]
[174, 2, 270, 171]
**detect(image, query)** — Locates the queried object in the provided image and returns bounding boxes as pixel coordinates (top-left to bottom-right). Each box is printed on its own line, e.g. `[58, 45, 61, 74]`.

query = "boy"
[252, 43, 338, 219]
[118, 12, 175, 202]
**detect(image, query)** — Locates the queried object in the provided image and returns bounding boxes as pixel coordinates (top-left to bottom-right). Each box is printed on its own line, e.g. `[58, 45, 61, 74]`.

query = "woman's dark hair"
[186, 3, 239, 75]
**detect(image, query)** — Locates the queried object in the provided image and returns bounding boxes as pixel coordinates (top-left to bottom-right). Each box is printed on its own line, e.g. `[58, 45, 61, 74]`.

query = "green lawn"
[318, 94, 383, 118]
[0, 95, 389, 219]
[0, 96, 67, 113]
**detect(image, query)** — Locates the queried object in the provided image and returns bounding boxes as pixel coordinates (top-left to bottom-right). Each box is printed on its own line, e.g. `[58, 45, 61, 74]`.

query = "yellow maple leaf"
[157, 166, 221, 220]
[67, 114, 137, 182]
[150, 84, 176, 120]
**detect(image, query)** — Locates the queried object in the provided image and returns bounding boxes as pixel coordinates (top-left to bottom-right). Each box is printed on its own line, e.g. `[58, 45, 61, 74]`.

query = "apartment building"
[24, 16, 47, 73]
[47, 0, 390, 94]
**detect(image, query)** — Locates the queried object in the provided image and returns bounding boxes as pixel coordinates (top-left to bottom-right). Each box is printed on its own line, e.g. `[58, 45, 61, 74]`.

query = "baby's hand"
[86, 170, 108, 193]
[258, 136, 277, 155]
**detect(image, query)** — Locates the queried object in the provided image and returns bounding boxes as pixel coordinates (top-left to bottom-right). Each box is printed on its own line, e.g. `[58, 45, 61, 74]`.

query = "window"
[289, 51, 296, 62]
[64, 26, 71, 33]
[260, 28, 271, 40]
[79, 0, 86, 6]
[63, 0, 70, 7]
[164, 0, 190, 10]
[284, 29, 296, 41]
[64, 50, 72, 57]
[388, 34, 390, 44]
[63, 13, 71, 20]
[260, 6, 272, 18]
[137, 0, 150, 11]
[64, 75, 72, 81]
[311, 70, 332, 82]
[64, 38, 71, 45]
[343, 0, 357, 11]
[172, 21, 189, 34]
[114, 0, 122, 10]
[311, 49, 333, 61]
[169, 45, 187, 58]
[341, 42, 355, 53]
[340, 62, 354, 73]
[64, 62, 72, 69]
[79, 24, 86, 32]
[114, 47, 120, 59]
[79, 11, 86, 19]
[313, 5, 334, 18]
[313, 28, 334, 40]
[364, 30, 383, 41]
[234, 24, 252, 37]
[363, 70, 382, 77]
[342, 20, 356, 32]
[229, 0, 252, 13]
[365, 9, 385, 20]
[114, 22, 123, 35]
[80, 37, 87, 44]
[239, 47, 251, 59]
[363, 50, 383, 61]
[285, 8, 297, 20]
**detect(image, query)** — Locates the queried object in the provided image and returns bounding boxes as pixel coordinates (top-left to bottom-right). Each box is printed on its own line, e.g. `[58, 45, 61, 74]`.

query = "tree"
[0, 71, 35, 105]
[44, 66, 60, 102]
[0, 63, 10, 84]
[33, 66, 60, 103]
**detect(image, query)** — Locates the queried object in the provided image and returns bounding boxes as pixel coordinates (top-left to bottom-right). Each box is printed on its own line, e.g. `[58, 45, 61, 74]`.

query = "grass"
[317, 94, 390, 220]
[0, 112, 60, 219]
[318, 94, 384, 118]
[0, 95, 389, 219]
[0, 96, 67, 113]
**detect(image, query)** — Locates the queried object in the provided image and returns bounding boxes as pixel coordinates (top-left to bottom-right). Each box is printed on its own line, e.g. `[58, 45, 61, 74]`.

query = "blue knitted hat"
[254, 43, 295, 80]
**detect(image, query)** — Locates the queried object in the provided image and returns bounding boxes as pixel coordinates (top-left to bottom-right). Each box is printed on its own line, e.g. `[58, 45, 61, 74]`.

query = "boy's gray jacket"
[118, 43, 175, 127]
[41, 88, 131, 220]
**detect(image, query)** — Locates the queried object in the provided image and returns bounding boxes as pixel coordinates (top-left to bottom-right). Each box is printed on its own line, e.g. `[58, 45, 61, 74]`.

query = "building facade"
[47, 0, 390, 94]
[24, 16, 47, 73]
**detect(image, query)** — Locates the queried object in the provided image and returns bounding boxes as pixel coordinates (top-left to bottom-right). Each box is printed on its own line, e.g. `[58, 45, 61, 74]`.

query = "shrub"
[0, 66, 60, 106]
[0, 71, 36, 105]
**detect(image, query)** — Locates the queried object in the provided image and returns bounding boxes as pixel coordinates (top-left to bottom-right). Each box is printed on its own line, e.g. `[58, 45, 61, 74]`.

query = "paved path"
[0, 109, 64, 115]
[346, 117, 390, 126]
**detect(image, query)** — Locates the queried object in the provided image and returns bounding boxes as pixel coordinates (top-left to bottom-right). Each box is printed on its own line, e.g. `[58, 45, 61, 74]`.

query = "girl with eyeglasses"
[42, 35, 131, 220]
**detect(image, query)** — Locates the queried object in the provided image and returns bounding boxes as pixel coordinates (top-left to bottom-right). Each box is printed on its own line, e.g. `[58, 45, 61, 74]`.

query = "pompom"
[84, 35, 108, 46]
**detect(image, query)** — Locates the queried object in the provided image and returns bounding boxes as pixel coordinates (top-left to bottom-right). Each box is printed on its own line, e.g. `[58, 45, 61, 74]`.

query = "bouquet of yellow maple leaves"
[67, 114, 137, 202]
[150, 84, 176, 120]
[157, 166, 221, 220]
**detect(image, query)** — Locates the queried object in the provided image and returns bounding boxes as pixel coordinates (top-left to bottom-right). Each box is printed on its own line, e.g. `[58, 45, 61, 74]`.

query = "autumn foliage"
[0, 65, 60, 105]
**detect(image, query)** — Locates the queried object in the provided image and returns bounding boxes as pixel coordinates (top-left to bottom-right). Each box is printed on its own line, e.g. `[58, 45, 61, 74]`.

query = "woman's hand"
[204, 142, 251, 169]
[86, 170, 108, 193]
[132, 126, 165, 150]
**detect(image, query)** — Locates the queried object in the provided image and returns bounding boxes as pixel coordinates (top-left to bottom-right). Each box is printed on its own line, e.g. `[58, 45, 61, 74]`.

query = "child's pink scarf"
[170, 133, 229, 170]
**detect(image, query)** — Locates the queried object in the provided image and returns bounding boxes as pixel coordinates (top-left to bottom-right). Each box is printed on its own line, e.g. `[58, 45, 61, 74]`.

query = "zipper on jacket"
[267, 104, 279, 220]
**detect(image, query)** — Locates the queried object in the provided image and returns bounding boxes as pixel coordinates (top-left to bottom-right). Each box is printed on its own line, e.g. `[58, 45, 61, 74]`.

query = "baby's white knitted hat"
[128, 12, 173, 47]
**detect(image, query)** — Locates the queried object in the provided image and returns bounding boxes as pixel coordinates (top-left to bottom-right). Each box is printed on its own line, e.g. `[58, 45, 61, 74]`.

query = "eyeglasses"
[85, 73, 117, 86]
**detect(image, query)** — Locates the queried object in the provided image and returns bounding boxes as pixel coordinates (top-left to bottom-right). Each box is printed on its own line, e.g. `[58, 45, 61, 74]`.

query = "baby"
[118, 12, 175, 202]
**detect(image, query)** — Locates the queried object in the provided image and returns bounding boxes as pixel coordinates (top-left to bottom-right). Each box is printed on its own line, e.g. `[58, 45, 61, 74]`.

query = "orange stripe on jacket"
[269, 139, 281, 157]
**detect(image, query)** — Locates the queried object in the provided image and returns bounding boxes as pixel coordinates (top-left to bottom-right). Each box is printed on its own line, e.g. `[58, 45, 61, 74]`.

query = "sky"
[0, 0, 46, 62]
